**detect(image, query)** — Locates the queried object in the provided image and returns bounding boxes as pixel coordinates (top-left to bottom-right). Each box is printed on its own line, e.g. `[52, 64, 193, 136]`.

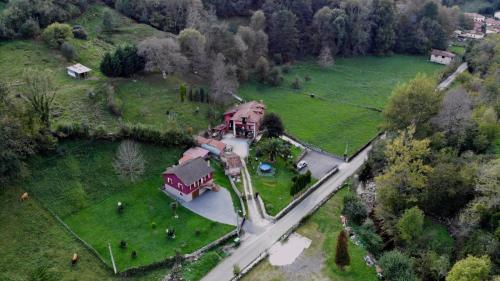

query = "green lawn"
[247, 145, 312, 216]
[23, 140, 234, 270]
[242, 187, 377, 281]
[115, 75, 211, 133]
[239, 55, 442, 156]
[0, 186, 169, 281]
[449, 45, 466, 56]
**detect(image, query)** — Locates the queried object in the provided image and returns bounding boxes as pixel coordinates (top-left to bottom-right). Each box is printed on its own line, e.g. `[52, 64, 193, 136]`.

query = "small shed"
[179, 147, 210, 165]
[67, 64, 91, 79]
[430, 49, 456, 65]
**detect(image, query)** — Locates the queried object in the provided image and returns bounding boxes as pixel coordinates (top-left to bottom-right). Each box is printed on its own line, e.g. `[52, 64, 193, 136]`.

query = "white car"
[296, 160, 308, 170]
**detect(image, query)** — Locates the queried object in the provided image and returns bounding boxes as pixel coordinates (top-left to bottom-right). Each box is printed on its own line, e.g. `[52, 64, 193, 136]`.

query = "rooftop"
[67, 63, 92, 74]
[225, 101, 265, 124]
[196, 136, 226, 152]
[179, 147, 210, 164]
[164, 157, 213, 186]
[431, 49, 455, 58]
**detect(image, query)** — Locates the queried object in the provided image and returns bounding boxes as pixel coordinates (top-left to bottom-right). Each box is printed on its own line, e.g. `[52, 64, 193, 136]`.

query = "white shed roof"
[67, 63, 92, 74]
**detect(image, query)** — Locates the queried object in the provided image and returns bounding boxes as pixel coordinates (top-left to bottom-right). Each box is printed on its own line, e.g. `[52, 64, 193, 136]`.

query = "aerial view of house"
[1, 1, 498, 281]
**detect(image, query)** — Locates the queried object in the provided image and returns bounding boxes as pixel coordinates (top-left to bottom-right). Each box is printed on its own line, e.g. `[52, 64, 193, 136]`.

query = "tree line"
[356, 34, 499, 281]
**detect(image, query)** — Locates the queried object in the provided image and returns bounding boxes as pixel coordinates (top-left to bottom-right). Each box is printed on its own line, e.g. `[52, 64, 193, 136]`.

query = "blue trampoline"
[259, 163, 273, 173]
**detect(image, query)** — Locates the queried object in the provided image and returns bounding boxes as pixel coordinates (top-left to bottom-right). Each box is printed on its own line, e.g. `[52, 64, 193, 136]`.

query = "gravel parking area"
[299, 150, 343, 179]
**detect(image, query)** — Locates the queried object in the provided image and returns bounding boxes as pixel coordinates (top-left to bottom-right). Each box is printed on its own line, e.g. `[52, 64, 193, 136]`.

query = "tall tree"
[397, 206, 424, 245]
[138, 37, 189, 75]
[342, 0, 371, 56]
[318, 46, 334, 68]
[335, 230, 350, 271]
[210, 53, 238, 105]
[312, 7, 346, 55]
[370, 0, 396, 55]
[268, 10, 299, 61]
[375, 126, 432, 233]
[113, 140, 146, 182]
[178, 28, 207, 75]
[261, 113, 285, 138]
[22, 69, 56, 129]
[383, 74, 441, 135]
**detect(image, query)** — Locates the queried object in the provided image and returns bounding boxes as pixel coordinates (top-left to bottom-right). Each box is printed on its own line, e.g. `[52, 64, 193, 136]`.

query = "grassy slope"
[0, 4, 206, 133]
[115, 76, 210, 133]
[0, 186, 168, 281]
[239, 55, 442, 156]
[242, 188, 377, 281]
[23, 140, 233, 270]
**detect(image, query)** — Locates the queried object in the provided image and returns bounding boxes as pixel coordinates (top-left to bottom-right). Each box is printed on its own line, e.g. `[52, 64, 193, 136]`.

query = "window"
[167, 178, 172, 184]
[178, 183, 182, 189]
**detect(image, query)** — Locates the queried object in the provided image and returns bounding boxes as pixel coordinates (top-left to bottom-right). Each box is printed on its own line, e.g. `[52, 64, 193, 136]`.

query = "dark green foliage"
[41, 22, 73, 48]
[72, 25, 87, 40]
[460, 230, 499, 259]
[267, 66, 283, 86]
[118, 123, 194, 148]
[354, 224, 383, 257]
[268, 10, 299, 61]
[100, 45, 144, 77]
[179, 84, 187, 103]
[19, 18, 40, 39]
[335, 230, 350, 270]
[261, 112, 285, 138]
[104, 84, 122, 117]
[119, 240, 127, 249]
[342, 194, 368, 225]
[379, 250, 419, 281]
[370, 0, 396, 55]
[0, 0, 89, 39]
[290, 170, 312, 196]
[291, 75, 301, 89]
[60, 42, 77, 61]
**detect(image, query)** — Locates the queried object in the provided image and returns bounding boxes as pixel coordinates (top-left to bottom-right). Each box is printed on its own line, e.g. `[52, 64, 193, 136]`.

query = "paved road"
[201, 143, 372, 281]
[437, 62, 468, 91]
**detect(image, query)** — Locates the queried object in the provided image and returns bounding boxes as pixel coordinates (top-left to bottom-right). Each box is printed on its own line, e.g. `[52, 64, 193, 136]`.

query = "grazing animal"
[19, 192, 29, 202]
[71, 253, 78, 265]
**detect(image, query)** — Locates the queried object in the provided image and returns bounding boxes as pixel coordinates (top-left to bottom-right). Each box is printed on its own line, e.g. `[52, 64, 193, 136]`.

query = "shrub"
[195, 229, 201, 236]
[290, 171, 312, 196]
[341, 194, 367, 225]
[151, 222, 157, 229]
[304, 75, 311, 82]
[42, 22, 73, 48]
[100, 44, 145, 77]
[261, 113, 285, 138]
[60, 42, 77, 61]
[131, 250, 137, 259]
[118, 123, 194, 148]
[291, 76, 301, 89]
[105, 84, 122, 117]
[19, 18, 40, 38]
[72, 25, 87, 40]
[233, 264, 241, 276]
[273, 53, 283, 65]
[354, 225, 383, 256]
[119, 240, 127, 249]
[282, 64, 291, 74]
[379, 250, 418, 281]
[267, 66, 283, 86]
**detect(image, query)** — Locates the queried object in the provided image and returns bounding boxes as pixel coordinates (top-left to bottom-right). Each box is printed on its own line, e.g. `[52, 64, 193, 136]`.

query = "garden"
[22, 140, 235, 271]
[247, 138, 315, 216]
[238, 55, 442, 156]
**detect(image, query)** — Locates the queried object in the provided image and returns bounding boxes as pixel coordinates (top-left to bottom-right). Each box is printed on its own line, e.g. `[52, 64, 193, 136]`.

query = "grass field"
[0, 4, 207, 134]
[242, 187, 377, 281]
[115, 75, 210, 133]
[23, 140, 234, 270]
[239, 55, 442, 156]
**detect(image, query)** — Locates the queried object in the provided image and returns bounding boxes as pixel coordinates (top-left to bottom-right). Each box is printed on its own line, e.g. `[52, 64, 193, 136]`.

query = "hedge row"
[54, 122, 194, 148]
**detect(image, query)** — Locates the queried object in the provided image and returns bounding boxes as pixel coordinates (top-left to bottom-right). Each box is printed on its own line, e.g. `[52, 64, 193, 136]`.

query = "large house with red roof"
[223, 101, 265, 139]
[162, 157, 215, 202]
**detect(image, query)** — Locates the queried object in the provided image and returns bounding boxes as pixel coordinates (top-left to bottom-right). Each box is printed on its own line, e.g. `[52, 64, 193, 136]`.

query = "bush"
[131, 250, 137, 259]
[118, 123, 194, 148]
[120, 240, 127, 249]
[19, 18, 40, 38]
[60, 42, 77, 61]
[291, 76, 301, 89]
[341, 195, 367, 225]
[105, 84, 122, 117]
[233, 264, 241, 276]
[55, 122, 90, 139]
[290, 170, 312, 196]
[354, 225, 383, 256]
[267, 66, 283, 86]
[72, 25, 87, 40]
[100, 44, 145, 77]
[273, 53, 283, 65]
[282, 64, 291, 74]
[151, 222, 157, 229]
[379, 250, 418, 281]
[42, 22, 73, 48]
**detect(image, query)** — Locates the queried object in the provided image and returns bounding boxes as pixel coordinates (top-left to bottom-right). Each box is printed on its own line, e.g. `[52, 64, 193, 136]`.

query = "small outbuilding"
[222, 152, 243, 176]
[179, 147, 210, 165]
[430, 49, 456, 65]
[66, 63, 91, 79]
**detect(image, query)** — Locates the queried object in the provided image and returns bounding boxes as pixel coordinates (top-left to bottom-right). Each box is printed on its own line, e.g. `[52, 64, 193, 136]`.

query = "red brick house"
[162, 157, 214, 202]
[223, 101, 265, 139]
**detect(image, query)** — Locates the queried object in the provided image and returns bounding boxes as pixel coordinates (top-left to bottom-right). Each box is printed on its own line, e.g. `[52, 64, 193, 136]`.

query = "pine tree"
[335, 230, 350, 271]
[100, 52, 114, 76]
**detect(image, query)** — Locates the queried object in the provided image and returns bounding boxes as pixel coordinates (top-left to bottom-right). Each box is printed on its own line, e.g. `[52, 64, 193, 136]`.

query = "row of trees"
[356, 35, 500, 281]
[0, 0, 89, 39]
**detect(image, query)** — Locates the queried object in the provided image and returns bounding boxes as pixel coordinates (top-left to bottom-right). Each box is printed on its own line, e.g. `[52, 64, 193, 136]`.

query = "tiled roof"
[164, 157, 213, 186]
[225, 101, 265, 124]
